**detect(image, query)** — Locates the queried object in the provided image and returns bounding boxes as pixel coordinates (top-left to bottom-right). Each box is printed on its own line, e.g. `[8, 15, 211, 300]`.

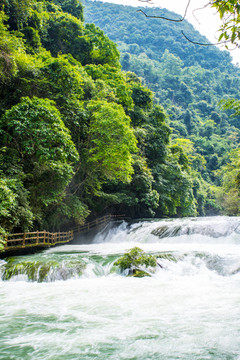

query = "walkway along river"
[3, 215, 120, 253]
[0, 216, 240, 359]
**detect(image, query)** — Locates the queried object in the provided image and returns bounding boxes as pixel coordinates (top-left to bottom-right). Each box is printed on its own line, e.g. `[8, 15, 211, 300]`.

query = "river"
[0, 216, 240, 360]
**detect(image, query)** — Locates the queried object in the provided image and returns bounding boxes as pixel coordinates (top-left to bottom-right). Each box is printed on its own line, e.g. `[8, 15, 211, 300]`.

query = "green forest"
[83, 0, 240, 213]
[0, 0, 240, 249]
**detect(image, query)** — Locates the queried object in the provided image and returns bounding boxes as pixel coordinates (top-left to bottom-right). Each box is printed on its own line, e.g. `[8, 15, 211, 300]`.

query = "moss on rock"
[114, 247, 157, 277]
[1, 258, 86, 282]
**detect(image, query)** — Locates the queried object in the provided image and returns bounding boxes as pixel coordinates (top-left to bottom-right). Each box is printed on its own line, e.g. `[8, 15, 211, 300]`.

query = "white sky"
[94, 0, 240, 66]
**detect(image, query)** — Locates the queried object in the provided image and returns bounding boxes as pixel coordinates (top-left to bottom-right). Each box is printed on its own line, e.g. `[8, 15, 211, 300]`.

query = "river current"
[1, 216, 240, 360]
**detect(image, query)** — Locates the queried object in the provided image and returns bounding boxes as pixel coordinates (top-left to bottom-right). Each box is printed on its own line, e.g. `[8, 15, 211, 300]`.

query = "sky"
[93, 0, 240, 66]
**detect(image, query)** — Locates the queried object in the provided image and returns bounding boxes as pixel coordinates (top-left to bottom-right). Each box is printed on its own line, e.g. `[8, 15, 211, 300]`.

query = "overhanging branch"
[137, 0, 191, 23]
[181, 30, 233, 47]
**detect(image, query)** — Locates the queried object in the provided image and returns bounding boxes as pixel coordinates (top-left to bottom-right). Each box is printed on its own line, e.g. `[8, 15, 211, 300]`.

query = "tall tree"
[0, 97, 79, 228]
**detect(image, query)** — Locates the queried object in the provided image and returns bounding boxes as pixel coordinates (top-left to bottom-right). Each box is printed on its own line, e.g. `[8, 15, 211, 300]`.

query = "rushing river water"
[1, 216, 240, 360]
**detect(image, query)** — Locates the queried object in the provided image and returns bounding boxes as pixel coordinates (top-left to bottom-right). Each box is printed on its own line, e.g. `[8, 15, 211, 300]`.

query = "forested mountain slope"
[83, 0, 234, 70]
[1, 0, 240, 248]
[82, 0, 240, 210]
[0, 0, 208, 247]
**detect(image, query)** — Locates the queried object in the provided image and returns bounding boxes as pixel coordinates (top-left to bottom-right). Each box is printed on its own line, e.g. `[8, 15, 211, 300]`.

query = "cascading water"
[1, 216, 240, 359]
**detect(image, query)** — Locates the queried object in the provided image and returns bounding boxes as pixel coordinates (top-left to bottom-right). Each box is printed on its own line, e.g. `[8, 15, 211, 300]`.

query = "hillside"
[83, 1, 235, 69]
[1, 0, 240, 246]
[83, 0, 240, 205]
[1, 0, 208, 245]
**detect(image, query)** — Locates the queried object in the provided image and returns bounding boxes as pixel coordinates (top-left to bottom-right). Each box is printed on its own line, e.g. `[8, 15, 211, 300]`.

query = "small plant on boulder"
[114, 247, 157, 277]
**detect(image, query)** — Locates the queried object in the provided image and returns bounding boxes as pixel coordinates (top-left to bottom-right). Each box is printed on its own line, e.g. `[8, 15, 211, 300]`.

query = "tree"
[0, 175, 34, 236]
[0, 96, 79, 227]
[41, 11, 92, 65]
[52, 0, 84, 21]
[161, 50, 183, 76]
[216, 148, 240, 215]
[84, 23, 120, 67]
[97, 155, 160, 218]
[86, 100, 137, 184]
[84, 64, 133, 109]
[84, 0, 240, 216]
[0, 0, 35, 30]
[0, 11, 23, 81]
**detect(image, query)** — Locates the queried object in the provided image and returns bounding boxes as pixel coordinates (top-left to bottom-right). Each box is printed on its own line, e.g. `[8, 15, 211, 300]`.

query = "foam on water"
[1, 216, 240, 359]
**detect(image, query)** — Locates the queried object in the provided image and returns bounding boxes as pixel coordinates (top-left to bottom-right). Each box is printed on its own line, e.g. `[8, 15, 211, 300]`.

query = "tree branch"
[137, 0, 191, 23]
[181, 30, 232, 46]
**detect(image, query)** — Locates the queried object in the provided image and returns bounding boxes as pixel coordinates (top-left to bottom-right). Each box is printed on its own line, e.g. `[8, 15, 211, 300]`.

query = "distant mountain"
[83, 0, 240, 186]
[83, 0, 234, 70]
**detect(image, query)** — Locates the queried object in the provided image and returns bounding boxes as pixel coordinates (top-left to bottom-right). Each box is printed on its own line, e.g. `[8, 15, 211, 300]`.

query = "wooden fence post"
[23, 233, 26, 248]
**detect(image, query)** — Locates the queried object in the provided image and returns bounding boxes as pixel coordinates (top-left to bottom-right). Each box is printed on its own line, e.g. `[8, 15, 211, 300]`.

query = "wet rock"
[230, 267, 240, 275]
[1, 259, 86, 282]
[151, 225, 182, 238]
[156, 253, 179, 262]
[127, 268, 151, 278]
[151, 223, 240, 239]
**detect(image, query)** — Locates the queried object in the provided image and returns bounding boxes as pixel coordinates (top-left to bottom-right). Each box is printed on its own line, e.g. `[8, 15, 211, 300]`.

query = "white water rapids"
[1, 216, 240, 359]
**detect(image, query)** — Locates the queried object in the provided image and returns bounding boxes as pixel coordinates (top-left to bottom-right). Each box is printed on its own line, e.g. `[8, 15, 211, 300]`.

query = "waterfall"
[1, 216, 240, 359]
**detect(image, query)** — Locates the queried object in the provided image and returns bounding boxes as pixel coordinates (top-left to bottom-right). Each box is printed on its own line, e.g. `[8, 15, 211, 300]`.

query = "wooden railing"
[72, 214, 116, 234]
[4, 230, 74, 251]
[4, 214, 125, 252]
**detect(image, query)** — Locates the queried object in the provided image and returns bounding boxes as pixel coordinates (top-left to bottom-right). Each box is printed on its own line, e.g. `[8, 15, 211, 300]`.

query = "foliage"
[220, 98, 240, 120]
[87, 100, 137, 183]
[152, 161, 197, 217]
[51, 0, 84, 21]
[1, 0, 227, 240]
[1, 258, 86, 281]
[84, 64, 133, 109]
[0, 0, 36, 30]
[83, 0, 233, 69]
[114, 247, 157, 277]
[0, 11, 24, 81]
[97, 155, 160, 218]
[0, 176, 29, 250]
[84, 23, 120, 67]
[41, 11, 89, 64]
[0, 175, 34, 233]
[216, 148, 240, 215]
[0, 3, 140, 233]
[210, 0, 240, 47]
[0, 96, 79, 228]
[83, 0, 240, 215]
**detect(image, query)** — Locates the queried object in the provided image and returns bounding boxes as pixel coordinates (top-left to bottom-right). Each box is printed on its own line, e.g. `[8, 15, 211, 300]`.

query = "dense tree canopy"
[83, 0, 240, 216]
[1, 0, 240, 248]
[0, 0, 202, 246]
